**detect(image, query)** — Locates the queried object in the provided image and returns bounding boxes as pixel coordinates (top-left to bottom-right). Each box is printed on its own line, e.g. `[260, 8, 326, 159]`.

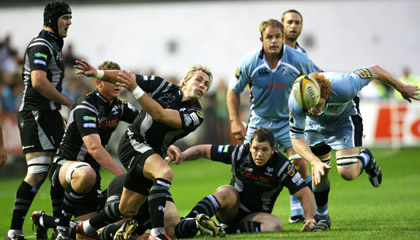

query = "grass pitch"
[0, 147, 419, 239]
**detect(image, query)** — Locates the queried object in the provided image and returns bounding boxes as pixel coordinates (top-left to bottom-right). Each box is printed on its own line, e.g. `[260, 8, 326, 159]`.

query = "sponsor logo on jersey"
[218, 145, 229, 153]
[34, 59, 47, 66]
[257, 68, 270, 76]
[190, 112, 200, 126]
[83, 123, 97, 128]
[353, 68, 372, 79]
[34, 52, 48, 60]
[289, 111, 294, 123]
[83, 116, 97, 122]
[236, 169, 269, 183]
[264, 167, 274, 176]
[234, 68, 241, 80]
[98, 119, 118, 128]
[196, 110, 204, 118]
[143, 75, 156, 81]
[111, 105, 119, 115]
[287, 164, 296, 177]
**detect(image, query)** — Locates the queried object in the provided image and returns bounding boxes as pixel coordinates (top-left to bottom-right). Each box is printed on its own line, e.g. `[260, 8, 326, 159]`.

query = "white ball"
[292, 75, 321, 109]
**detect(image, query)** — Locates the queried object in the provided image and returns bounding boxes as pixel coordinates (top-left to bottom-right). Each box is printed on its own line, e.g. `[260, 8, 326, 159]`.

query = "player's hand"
[312, 160, 331, 185]
[231, 120, 246, 141]
[166, 145, 182, 165]
[117, 70, 137, 92]
[74, 60, 97, 77]
[300, 218, 316, 232]
[400, 84, 420, 103]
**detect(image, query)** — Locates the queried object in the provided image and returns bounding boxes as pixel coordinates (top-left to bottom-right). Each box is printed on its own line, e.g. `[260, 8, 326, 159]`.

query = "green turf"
[1, 148, 419, 239]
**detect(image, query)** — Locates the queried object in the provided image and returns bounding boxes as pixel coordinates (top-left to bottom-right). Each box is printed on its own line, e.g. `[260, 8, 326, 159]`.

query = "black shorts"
[118, 130, 155, 176]
[18, 110, 64, 154]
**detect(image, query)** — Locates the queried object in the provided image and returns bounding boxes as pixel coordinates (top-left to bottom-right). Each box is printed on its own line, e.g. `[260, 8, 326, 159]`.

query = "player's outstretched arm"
[74, 59, 125, 85]
[117, 70, 183, 128]
[180, 144, 212, 162]
[369, 64, 420, 102]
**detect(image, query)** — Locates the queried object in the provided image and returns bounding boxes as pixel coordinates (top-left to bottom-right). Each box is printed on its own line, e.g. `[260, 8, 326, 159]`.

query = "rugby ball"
[292, 75, 320, 109]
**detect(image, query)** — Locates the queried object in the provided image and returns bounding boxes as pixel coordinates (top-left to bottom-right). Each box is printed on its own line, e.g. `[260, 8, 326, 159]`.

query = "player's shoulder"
[239, 47, 263, 66]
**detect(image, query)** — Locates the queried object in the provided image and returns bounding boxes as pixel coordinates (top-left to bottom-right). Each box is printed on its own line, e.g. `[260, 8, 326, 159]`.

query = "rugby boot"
[289, 215, 305, 224]
[55, 227, 69, 240]
[75, 222, 99, 240]
[4, 234, 27, 240]
[362, 149, 382, 187]
[313, 216, 331, 232]
[147, 234, 171, 240]
[196, 213, 226, 237]
[31, 210, 48, 240]
[113, 219, 138, 240]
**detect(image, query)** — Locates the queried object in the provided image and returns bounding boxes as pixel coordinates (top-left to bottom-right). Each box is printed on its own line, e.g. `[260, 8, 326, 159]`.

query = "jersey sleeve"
[135, 74, 166, 93]
[74, 107, 99, 138]
[120, 99, 139, 124]
[228, 52, 255, 93]
[280, 161, 306, 195]
[210, 144, 236, 164]
[180, 107, 204, 130]
[328, 67, 374, 101]
[288, 92, 307, 139]
[27, 44, 52, 73]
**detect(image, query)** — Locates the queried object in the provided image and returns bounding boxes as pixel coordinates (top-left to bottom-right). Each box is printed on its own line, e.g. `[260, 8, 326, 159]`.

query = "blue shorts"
[305, 114, 363, 151]
[245, 114, 292, 152]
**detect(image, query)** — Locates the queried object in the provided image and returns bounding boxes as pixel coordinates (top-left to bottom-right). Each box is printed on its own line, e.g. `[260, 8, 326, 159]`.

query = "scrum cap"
[43, 0, 72, 36]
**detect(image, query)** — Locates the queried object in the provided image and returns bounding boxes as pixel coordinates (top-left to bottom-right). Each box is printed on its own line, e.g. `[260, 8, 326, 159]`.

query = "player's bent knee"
[337, 156, 360, 181]
[260, 216, 283, 232]
[215, 185, 238, 205]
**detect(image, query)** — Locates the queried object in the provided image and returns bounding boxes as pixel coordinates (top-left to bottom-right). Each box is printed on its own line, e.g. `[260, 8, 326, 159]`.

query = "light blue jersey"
[289, 67, 374, 149]
[230, 45, 319, 121]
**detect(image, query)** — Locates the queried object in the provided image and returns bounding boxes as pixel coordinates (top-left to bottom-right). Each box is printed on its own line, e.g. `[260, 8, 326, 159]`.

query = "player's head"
[259, 19, 284, 56]
[96, 61, 122, 101]
[281, 9, 303, 42]
[44, 0, 72, 38]
[250, 127, 275, 166]
[179, 65, 213, 100]
[307, 72, 332, 115]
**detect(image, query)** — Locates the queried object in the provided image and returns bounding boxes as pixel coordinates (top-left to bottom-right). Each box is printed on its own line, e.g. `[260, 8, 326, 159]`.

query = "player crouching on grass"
[288, 64, 420, 231]
[167, 127, 319, 238]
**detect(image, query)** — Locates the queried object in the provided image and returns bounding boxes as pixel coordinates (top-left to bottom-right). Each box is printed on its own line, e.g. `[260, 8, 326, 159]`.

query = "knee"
[260, 216, 283, 232]
[339, 168, 359, 181]
[71, 167, 96, 191]
[214, 185, 238, 207]
[158, 165, 174, 182]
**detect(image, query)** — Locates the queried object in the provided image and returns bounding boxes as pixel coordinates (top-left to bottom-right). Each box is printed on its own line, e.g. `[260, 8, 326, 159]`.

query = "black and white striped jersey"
[210, 144, 306, 213]
[126, 75, 204, 157]
[19, 30, 66, 111]
[55, 89, 138, 171]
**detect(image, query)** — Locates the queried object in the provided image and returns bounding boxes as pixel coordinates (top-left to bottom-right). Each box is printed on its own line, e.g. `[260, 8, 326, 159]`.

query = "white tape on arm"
[95, 70, 104, 79]
[132, 86, 145, 99]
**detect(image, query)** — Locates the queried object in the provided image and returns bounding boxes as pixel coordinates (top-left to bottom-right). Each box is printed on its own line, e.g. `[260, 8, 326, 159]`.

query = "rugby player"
[288, 64, 420, 231]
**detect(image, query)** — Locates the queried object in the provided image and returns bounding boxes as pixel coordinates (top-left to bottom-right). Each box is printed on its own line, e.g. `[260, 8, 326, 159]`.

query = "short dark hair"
[281, 9, 303, 23]
[98, 61, 121, 71]
[250, 127, 275, 148]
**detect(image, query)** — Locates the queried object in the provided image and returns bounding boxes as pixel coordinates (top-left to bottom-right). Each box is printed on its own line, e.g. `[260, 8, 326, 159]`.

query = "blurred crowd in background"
[1, 34, 419, 158]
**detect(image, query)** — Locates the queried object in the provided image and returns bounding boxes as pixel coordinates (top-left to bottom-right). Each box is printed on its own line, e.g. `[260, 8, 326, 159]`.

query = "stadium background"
[0, 1, 419, 238]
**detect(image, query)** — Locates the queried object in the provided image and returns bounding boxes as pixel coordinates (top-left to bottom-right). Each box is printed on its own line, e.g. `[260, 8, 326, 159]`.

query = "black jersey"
[55, 89, 138, 171]
[210, 144, 306, 213]
[19, 30, 66, 111]
[126, 75, 204, 157]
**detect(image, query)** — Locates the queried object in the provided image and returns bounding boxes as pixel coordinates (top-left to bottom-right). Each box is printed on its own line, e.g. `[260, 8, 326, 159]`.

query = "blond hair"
[259, 19, 284, 37]
[179, 65, 213, 90]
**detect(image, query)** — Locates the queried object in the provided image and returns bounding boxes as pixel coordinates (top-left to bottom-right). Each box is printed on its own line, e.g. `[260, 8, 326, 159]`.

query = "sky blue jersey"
[289, 67, 374, 139]
[229, 45, 320, 120]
